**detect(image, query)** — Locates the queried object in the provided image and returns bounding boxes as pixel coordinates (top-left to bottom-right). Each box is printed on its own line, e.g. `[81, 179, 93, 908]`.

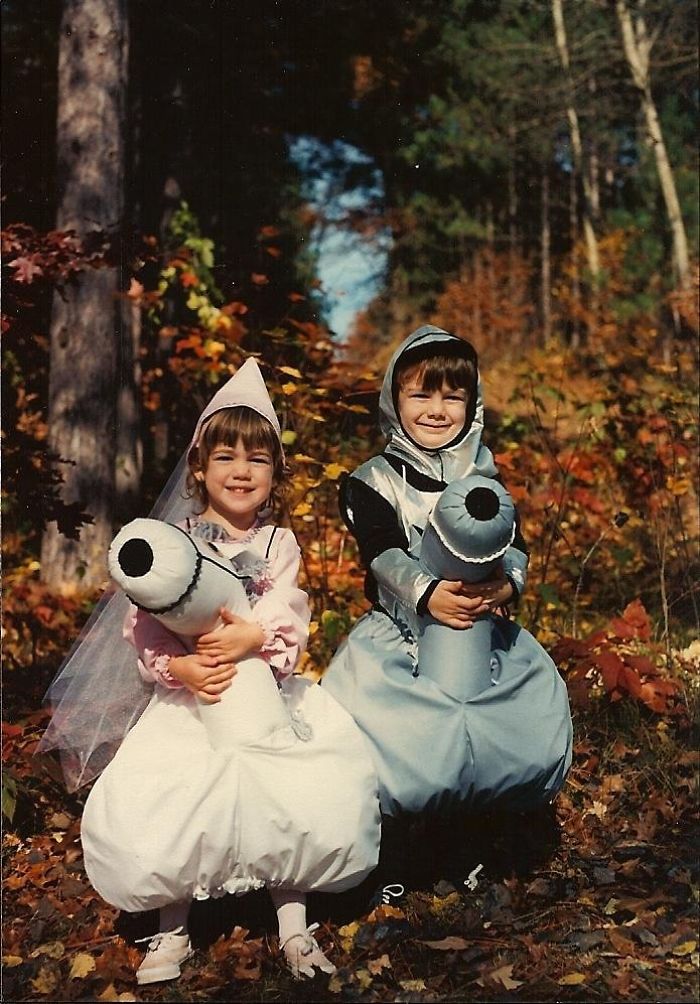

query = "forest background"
[2, 1, 699, 1002]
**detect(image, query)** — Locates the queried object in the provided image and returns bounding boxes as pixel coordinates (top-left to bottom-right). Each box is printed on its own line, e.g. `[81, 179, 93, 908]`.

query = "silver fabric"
[323, 327, 573, 816]
[379, 325, 497, 484]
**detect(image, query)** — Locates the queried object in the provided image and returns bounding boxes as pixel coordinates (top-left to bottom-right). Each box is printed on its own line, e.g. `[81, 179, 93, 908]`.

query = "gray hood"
[380, 326, 497, 484]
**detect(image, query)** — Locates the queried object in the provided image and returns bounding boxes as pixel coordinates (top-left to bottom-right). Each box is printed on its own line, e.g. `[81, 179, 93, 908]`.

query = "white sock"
[159, 900, 190, 935]
[270, 889, 307, 944]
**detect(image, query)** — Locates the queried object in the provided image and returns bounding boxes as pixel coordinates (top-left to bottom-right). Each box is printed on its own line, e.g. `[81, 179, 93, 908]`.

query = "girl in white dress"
[40, 359, 380, 985]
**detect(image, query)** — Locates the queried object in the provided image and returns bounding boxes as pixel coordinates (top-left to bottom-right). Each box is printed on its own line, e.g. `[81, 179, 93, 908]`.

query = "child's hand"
[427, 581, 489, 629]
[460, 571, 514, 614]
[195, 608, 266, 665]
[167, 653, 237, 704]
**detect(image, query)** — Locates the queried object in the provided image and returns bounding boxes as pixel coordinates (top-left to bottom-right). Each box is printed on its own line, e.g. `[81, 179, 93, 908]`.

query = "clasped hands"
[427, 569, 513, 630]
[167, 609, 265, 704]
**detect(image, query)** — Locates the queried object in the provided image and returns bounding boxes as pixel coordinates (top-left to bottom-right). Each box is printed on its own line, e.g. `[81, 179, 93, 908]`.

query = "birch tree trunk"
[552, 0, 600, 282]
[41, 0, 128, 590]
[614, 0, 690, 288]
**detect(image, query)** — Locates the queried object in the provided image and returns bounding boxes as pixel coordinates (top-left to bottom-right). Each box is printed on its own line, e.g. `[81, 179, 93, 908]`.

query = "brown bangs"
[186, 406, 286, 514]
[200, 407, 280, 463]
[399, 353, 476, 393]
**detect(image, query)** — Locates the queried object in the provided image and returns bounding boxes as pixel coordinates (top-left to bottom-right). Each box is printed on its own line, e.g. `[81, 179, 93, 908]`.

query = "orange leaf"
[620, 598, 651, 640]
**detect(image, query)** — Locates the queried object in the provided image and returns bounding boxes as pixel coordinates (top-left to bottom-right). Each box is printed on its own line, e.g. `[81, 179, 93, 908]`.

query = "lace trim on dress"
[185, 517, 266, 545]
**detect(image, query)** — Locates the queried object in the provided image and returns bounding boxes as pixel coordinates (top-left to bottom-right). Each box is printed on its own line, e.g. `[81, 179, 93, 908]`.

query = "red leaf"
[620, 666, 643, 699]
[609, 618, 637, 640]
[593, 650, 625, 692]
[10, 256, 43, 284]
[625, 654, 659, 677]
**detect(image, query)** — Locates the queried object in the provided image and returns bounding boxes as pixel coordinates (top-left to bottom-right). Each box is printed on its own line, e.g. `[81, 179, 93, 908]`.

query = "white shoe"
[135, 927, 192, 985]
[280, 923, 336, 980]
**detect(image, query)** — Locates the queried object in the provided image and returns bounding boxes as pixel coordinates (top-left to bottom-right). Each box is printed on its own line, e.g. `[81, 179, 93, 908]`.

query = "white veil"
[38, 358, 283, 791]
[36, 451, 196, 791]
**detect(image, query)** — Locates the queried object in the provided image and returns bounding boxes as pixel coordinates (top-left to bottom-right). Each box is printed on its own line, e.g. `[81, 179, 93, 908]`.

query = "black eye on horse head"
[464, 487, 500, 521]
[118, 538, 154, 577]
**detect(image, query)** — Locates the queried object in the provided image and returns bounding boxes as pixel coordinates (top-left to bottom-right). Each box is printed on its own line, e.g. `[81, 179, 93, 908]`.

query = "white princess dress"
[80, 519, 381, 913]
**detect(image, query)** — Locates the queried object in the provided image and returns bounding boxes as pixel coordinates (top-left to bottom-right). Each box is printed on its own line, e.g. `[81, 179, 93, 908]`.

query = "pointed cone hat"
[190, 357, 281, 448]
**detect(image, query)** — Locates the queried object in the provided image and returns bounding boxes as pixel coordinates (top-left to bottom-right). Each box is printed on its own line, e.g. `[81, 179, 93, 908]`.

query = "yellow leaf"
[278, 366, 303, 379]
[292, 502, 312, 517]
[558, 972, 587, 985]
[673, 940, 698, 956]
[308, 620, 319, 636]
[293, 453, 320, 464]
[323, 462, 348, 481]
[666, 476, 691, 496]
[204, 339, 226, 356]
[281, 382, 298, 396]
[1, 955, 23, 967]
[30, 941, 65, 960]
[328, 973, 344, 994]
[400, 980, 426, 992]
[281, 429, 297, 445]
[356, 969, 373, 989]
[69, 952, 96, 979]
[30, 966, 59, 995]
[98, 985, 138, 1002]
[337, 920, 360, 952]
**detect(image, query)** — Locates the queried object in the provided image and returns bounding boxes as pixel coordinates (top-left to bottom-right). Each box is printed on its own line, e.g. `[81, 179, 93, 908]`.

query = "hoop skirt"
[81, 673, 380, 913]
[324, 608, 572, 818]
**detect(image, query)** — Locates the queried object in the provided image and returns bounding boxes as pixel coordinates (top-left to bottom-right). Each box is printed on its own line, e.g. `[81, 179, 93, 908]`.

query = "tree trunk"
[41, 0, 128, 591]
[541, 169, 552, 345]
[614, 0, 690, 288]
[116, 16, 142, 521]
[552, 0, 600, 282]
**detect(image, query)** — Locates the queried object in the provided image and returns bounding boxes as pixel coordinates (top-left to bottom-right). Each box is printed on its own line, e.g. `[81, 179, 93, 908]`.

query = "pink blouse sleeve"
[123, 604, 190, 689]
[251, 528, 310, 679]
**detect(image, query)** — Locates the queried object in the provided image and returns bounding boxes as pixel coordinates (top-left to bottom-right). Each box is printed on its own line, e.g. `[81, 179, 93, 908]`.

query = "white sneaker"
[280, 923, 336, 980]
[135, 927, 192, 985]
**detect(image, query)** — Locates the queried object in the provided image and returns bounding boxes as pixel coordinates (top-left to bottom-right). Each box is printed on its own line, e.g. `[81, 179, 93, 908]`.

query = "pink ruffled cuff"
[252, 615, 299, 679]
[147, 653, 184, 690]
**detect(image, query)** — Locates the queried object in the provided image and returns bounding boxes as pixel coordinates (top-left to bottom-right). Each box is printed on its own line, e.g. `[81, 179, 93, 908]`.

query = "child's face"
[397, 375, 468, 449]
[197, 438, 274, 530]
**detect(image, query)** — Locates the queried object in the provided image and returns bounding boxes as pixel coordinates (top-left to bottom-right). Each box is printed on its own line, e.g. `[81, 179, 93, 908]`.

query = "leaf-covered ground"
[3, 692, 698, 1003]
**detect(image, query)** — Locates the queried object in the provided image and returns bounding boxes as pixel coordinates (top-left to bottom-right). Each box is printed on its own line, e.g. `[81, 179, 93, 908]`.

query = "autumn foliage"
[2, 216, 698, 1002]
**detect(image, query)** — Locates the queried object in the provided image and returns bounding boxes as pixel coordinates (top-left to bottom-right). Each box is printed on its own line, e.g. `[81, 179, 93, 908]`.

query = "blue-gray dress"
[323, 327, 573, 817]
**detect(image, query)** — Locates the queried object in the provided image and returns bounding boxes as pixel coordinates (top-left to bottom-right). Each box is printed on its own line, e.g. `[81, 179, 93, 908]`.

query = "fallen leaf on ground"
[69, 951, 96, 979]
[367, 953, 392, 974]
[98, 984, 138, 1002]
[477, 963, 524, 990]
[420, 936, 470, 951]
[672, 940, 698, 956]
[558, 972, 587, 985]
